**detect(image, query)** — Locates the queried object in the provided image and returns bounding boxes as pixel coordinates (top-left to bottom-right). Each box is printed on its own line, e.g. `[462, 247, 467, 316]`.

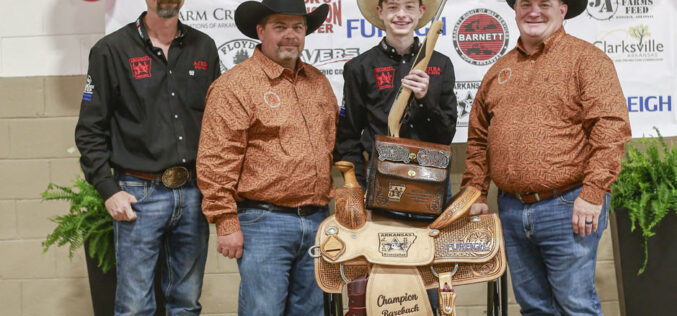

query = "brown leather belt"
[238, 200, 324, 216]
[507, 182, 581, 204]
[121, 166, 194, 189]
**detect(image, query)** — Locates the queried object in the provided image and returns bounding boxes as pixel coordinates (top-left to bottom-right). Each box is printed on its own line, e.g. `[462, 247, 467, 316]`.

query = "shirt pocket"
[186, 72, 211, 111]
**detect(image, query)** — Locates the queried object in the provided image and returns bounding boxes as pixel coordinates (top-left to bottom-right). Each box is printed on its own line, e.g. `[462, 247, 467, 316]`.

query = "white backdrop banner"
[105, 0, 677, 142]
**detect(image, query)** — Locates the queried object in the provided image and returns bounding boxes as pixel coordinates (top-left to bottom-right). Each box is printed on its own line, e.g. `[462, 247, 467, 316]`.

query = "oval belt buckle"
[162, 166, 189, 189]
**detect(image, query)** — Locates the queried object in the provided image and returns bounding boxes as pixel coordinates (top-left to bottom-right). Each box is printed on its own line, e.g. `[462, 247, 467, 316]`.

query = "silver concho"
[377, 143, 411, 163]
[417, 149, 450, 168]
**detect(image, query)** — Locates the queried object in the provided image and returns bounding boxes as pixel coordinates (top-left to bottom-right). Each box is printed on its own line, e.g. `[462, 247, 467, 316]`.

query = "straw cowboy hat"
[506, 0, 586, 19]
[235, 0, 330, 39]
[356, 0, 443, 31]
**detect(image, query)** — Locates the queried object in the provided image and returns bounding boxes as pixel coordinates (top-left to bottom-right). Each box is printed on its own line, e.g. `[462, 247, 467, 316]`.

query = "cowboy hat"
[356, 0, 442, 31]
[235, 0, 329, 39]
[506, 0, 586, 19]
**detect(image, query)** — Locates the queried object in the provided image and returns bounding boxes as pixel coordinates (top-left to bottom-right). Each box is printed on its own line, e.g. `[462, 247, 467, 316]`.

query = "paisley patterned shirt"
[462, 27, 631, 205]
[197, 47, 338, 235]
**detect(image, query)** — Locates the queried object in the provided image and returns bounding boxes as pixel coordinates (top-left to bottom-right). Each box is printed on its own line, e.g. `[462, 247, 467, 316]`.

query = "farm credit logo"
[452, 9, 509, 66]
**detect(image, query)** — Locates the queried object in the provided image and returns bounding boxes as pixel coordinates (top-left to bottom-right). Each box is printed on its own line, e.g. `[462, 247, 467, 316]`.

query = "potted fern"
[610, 128, 677, 316]
[42, 178, 164, 316]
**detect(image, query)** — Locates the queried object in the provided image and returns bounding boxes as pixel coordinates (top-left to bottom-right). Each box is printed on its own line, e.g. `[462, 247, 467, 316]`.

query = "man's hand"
[104, 191, 137, 221]
[572, 197, 602, 237]
[469, 202, 490, 215]
[217, 231, 244, 259]
[402, 69, 429, 100]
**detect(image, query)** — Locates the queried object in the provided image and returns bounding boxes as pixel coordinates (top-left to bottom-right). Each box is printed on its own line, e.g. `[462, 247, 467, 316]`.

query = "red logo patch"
[129, 56, 152, 79]
[373, 66, 395, 90]
[426, 66, 441, 75]
[193, 60, 208, 70]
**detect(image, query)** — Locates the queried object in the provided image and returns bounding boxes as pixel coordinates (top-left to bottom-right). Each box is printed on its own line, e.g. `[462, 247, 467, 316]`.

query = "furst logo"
[593, 24, 664, 62]
[627, 96, 672, 112]
[346, 18, 447, 38]
[587, 0, 655, 21]
[452, 9, 509, 66]
[306, 0, 342, 33]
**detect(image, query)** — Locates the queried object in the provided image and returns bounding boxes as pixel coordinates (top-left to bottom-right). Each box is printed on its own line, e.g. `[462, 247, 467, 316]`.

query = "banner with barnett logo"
[106, 0, 676, 142]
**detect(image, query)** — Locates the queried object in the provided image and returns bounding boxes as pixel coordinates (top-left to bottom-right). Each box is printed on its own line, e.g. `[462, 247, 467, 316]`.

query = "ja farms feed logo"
[453, 9, 509, 66]
[454, 81, 481, 127]
[217, 39, 259, 72]
[593, 24, 665, 63]
[587, 0, 655, 21]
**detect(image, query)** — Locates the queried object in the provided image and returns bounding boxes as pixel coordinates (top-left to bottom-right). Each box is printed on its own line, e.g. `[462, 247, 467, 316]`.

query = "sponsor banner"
[106, 0, 677, 141]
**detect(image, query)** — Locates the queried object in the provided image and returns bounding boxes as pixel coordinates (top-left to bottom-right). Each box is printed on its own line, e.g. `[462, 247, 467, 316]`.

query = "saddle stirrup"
[433, 265, 459, 316]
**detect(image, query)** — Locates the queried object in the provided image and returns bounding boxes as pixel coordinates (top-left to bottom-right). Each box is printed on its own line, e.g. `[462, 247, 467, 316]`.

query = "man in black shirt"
[335, 0, 457, 189]
[74, 0, 219, 314]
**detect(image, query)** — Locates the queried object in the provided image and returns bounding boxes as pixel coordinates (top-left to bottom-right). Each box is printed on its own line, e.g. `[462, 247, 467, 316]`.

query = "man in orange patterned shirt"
[462, 0, 631, 315]
[196, 0, 337, 314]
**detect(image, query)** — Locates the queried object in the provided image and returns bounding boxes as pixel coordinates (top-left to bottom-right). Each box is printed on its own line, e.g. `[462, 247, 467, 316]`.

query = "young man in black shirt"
[335, 0, 458, 189]
[334, 0, 457, 313]
[74, 0, 220, 314]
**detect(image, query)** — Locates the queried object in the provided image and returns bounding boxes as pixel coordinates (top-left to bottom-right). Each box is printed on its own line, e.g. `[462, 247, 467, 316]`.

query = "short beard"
[156, 0, 181, 18]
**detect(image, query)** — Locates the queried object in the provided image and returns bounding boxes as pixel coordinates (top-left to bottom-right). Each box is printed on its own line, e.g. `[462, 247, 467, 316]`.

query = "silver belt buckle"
[161, 166, 189, 189]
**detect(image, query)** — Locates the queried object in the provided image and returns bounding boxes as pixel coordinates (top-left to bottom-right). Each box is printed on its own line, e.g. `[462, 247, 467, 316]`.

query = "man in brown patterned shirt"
[196, 0, 337, 314]
[461, 0, 631, 315]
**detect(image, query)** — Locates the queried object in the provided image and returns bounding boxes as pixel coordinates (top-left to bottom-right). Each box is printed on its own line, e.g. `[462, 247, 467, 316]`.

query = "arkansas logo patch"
[129, 56, 152, 79]
[373, 66, 395, 90]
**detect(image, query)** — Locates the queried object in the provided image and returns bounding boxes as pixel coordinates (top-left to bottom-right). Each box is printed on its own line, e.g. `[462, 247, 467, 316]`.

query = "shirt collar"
[135, 12, 187, 46]
[516, 26, 565, 56]
[253, 45, 306, 80]
[379, 37, 420, 61]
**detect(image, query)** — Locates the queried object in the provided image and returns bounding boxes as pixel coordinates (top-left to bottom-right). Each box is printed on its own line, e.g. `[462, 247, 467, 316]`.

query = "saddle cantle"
[312, 162, 506, 316]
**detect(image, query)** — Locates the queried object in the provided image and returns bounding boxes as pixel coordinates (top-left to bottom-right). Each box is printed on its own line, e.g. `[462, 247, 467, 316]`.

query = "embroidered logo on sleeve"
[425, 66, 441, 75]
[339, 99, 346, 117]
[193, 60, 208, 70]
[373, 66, 395, 90]
[82, 75, 94, 102]
[129, 56, 152, 79]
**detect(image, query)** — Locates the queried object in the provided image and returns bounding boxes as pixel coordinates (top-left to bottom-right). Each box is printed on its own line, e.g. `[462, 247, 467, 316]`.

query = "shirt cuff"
[95, 179, 121, 202]
[579, 185, 605, 205]
[215, 213, 241, 236]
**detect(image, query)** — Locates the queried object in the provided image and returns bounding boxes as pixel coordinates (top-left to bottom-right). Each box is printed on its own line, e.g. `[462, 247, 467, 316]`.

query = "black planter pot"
[83, 242, 166, 316]
[611, 210, 677, 316]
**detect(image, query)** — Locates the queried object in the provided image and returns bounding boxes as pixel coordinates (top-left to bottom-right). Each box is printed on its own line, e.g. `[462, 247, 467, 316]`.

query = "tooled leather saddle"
[311, 162, 506, 316]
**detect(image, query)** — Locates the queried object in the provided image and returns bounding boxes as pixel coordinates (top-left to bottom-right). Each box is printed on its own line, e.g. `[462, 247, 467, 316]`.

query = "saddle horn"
[334, 161, 367, 229]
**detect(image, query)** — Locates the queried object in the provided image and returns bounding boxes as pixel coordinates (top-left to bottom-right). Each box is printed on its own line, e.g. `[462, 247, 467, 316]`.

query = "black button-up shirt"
[335, 38, 458, 187]
[75, 12, 220, 200]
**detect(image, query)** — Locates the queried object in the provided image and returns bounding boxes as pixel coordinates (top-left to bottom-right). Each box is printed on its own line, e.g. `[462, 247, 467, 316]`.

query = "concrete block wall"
[0, 1, 622, 315]
[0, 77, 622, 315]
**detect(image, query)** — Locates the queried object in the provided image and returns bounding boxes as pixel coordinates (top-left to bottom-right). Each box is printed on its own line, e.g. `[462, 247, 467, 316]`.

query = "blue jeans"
[498, 186, 608, 316]
[113, 175, 209, 316]
[236, 206, 329, 316]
